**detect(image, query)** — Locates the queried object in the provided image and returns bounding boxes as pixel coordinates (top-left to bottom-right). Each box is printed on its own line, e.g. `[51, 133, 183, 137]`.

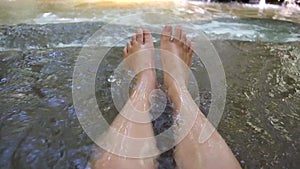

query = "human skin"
[92, 29, 158, 169]
[93, 25, 241, 169]
[160, 25, 242, 169]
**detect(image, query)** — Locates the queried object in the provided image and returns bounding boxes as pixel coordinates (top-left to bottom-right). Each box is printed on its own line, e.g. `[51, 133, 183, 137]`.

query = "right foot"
[160, 25, 193, 92]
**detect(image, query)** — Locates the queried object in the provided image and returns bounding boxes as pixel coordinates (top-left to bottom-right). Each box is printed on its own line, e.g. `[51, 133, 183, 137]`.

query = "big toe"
[161, 25, 172, 41]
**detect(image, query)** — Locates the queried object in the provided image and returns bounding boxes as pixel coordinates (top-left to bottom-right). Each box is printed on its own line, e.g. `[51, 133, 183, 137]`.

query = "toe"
[182, 32, 187, 43]
[174, 25, 182, 43]
[131, 34, 137, 45]
[143, 29, 153, 44]
[137, 28, 143, 43]
[188, 45, 193, 57]
[123, 47, 128, 58]
[187, 40, 191, 51]
[182, 32, 187, 49]
[126, 42, 131, 51]
[161, 25, 172, 41]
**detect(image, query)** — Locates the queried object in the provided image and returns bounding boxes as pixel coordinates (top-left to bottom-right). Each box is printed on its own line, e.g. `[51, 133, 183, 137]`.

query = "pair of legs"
[92, 26, 241, 169]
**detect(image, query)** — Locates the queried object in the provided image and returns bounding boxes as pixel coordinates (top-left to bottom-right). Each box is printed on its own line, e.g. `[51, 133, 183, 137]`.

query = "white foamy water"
[0, 0, 299, 51]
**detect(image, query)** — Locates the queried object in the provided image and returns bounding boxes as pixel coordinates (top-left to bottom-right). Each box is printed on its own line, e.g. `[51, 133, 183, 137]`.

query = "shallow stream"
[0, 0, 299, 168]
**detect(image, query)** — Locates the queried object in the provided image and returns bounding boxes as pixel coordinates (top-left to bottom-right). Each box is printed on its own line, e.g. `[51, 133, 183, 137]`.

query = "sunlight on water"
[0, 0, 299, 25]
[0, 0, 299, 48]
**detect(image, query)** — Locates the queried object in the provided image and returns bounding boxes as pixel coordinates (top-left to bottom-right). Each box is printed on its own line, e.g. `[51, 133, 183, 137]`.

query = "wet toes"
[161, 25, 172, 41]
[143, 29, 152, 44]
[123, 47, 127, 57]
[126, 42, 131, 51]
[137, 28, 143, 43]
[131, 34, 137, 45]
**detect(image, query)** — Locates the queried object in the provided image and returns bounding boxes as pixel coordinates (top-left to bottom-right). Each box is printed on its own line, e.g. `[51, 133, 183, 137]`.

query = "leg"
[92, 29, 158, 169]
[160, 25, 241, 169]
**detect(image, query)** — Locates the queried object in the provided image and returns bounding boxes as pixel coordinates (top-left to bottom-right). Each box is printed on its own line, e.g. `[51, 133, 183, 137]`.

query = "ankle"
[137, 68, 155, 78]
[167, 84, 188, 108]
[135, 70, 156, 85]
[167, 83, 187, 95]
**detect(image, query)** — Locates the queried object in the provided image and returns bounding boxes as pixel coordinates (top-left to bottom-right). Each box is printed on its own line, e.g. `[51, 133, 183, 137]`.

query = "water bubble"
[0, 77, 7, 83]
[49, 51, 63, 57]
[107, 75, 116, 83]
[103, 106, 111, 112]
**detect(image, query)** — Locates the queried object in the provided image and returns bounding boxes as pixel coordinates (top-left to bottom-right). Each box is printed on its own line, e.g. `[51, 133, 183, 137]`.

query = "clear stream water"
[0, 0, 299, 169]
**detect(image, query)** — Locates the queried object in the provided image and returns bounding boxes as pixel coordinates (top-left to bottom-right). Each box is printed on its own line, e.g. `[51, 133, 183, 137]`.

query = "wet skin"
[93, 26, 241, 169]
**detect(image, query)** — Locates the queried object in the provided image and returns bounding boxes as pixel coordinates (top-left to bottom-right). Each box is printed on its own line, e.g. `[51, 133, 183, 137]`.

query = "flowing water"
[0, 0, 299, 169]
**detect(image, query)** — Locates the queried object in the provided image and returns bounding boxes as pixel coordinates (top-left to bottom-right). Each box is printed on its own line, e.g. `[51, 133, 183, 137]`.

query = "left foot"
[92, 29, 159, 169]
[123, 29, 156, 89]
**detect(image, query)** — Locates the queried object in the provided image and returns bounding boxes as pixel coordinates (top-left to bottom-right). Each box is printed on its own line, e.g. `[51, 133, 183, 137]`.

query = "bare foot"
[92, 29, 158, 169]
[160, 26, 241, 169]
[160, 25, 193, 95]
[123, 28, 156, 89]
